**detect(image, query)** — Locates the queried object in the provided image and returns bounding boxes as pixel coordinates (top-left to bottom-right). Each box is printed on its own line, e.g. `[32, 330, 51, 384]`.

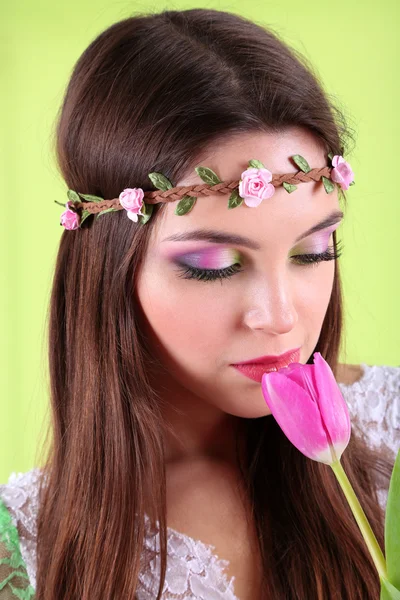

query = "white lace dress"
[1, 363, 399, 599]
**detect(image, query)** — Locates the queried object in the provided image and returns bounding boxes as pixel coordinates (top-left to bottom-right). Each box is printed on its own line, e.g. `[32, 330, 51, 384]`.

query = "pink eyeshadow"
[308, 231, 332, 253]
[178, 247, 239, 269]
[302, 224, 340, 254]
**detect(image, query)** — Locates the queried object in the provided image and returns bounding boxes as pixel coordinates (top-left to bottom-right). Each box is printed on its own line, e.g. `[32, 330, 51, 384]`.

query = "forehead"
[151, 127, 340, 246]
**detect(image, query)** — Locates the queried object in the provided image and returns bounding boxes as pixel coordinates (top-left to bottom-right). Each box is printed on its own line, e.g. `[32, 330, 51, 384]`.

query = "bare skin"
[135, 127, 359, 598]
[336, 363, 364, 386]
[166, 457, 263, 599]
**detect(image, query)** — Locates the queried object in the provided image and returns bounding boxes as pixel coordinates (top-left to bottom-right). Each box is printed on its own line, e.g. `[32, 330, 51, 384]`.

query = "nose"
[242, 275, 298, 335]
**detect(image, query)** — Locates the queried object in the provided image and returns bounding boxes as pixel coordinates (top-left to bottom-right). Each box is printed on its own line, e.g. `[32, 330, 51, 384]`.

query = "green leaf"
[380, 576, 400, 600]
[322, 176, 335, 194]
[328, 152, 334, 161]
[67, 189, 81, 203]
[95, 208, 118, 219]
[79, 209, 92, 227]
[8, 583, 35, 600]
[292, 154, 311, 173]
[78, 193, 104, 203]
[227, 189, 244, 209]
[282, 182, 297, 194]
[248, 159, 265, 169]
[385, 447, 400, 590]
[138, 202, 154, 225]
[175, 196, 197, 216]
[194, 166, 221, 186]
[54, 200, 66, 208]
[148, 172, 173, 191]
[349, 180, 355, 186]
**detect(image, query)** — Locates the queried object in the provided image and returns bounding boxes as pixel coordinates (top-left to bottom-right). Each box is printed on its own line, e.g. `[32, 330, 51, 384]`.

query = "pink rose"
[61, 208, 80, 230]
[119, 188, 145, 222]
[330, 156, 354, 190]
[238, 168, 275, 207]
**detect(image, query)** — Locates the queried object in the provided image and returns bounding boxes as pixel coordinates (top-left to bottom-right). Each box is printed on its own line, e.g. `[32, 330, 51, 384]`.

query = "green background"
[1, 1, 399, 483]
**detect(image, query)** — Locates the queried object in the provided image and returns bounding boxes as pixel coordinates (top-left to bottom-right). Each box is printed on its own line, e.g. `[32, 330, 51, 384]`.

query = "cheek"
[296, 261, 335, 331]
[135, 263, 231, 367]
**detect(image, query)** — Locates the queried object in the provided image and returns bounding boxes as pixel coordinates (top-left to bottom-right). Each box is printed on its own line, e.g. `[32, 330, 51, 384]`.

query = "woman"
[0, 8, 398, 599]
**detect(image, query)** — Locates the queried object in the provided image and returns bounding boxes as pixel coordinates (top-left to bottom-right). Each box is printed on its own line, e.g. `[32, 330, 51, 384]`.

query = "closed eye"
[174, 240, 343, 283]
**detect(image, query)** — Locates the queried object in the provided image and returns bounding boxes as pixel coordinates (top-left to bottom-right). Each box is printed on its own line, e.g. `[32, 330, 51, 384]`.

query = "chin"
[221, 392, 273, 420]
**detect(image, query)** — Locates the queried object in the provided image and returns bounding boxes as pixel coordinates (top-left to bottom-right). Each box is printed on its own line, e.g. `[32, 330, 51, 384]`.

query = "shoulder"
[0, 468, 43, 593]
[337, 362, 400, 398]
[338, 363, 400, 458]
[336, 363, 364, 385]
[337, 362, 400, 401]
[337, 363, 400, 512]
[0, 468, 43, 532]
[0, 495, 35, 598]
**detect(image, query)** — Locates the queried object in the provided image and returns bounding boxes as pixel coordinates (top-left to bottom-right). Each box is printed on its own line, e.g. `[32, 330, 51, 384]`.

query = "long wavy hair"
[35, 8, 393, 599]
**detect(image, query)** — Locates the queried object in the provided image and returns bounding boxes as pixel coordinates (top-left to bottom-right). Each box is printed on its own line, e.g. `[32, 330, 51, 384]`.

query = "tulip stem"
[330, 459, 387, 579]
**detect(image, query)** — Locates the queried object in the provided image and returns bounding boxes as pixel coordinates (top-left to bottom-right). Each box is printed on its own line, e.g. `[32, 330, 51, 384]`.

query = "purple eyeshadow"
[178, 247, 240, 269]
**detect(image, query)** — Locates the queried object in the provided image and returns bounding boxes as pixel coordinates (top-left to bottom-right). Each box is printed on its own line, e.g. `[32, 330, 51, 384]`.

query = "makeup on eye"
[172, 239, 343, 283]
[291, 225, 339, 256]
[168, 221, 341, 271]
[174, 247, 242, 270]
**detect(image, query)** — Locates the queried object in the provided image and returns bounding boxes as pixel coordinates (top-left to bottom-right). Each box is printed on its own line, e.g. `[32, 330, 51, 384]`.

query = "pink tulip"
[261, 352, 351, 464]
[261, 352, 389, 583]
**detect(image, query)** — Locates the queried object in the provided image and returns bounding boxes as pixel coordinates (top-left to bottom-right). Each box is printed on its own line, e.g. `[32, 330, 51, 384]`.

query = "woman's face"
[135, 127, 343, 420]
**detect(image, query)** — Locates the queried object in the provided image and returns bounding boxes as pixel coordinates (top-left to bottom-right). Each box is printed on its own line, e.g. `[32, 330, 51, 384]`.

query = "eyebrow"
[162, 210, 344, 249]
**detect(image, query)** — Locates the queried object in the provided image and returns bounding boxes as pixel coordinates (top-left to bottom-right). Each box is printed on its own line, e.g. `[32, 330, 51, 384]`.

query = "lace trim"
[0, 469, 238, 599]
[338, 362, 400, 456]
[0, 496, 35, 598]
[338, 362, 400, 510]
[0, 472, 41, 592]
[139, 514, 237, 599]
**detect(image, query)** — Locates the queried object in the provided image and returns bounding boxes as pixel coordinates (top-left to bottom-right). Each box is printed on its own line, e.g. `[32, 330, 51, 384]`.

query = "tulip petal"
[313, 352, 351, 461]
[276, 362, 314, 390]
[261, 370, 335, 463]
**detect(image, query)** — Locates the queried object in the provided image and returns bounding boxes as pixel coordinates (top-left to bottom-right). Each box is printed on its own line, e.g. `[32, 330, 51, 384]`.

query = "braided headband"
[56, 153, 354, 230]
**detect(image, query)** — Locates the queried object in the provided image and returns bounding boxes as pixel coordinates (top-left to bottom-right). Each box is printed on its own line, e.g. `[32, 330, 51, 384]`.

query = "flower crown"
[56, 153, 354, 230]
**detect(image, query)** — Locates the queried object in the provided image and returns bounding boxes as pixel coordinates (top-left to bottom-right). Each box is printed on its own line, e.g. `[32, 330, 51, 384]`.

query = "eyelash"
[176, 239, 344, 283]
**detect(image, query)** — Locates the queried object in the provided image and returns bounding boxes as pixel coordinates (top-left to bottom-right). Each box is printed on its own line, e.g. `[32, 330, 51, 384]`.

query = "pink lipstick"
[231, 348, 301, 382]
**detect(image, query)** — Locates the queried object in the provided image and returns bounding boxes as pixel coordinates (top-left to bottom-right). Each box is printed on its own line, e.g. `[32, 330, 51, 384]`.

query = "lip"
[231, 348, 301, 383]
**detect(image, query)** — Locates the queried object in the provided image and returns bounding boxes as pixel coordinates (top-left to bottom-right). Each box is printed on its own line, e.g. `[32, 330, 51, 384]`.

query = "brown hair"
[36, 8, 393, 599]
